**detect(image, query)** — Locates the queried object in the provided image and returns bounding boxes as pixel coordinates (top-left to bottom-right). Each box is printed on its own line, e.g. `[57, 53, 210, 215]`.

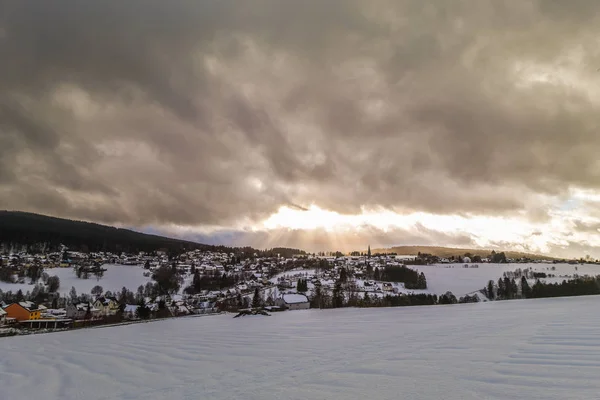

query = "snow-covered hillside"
[0, 264, 152, 295]
[3, 296, 600, 399]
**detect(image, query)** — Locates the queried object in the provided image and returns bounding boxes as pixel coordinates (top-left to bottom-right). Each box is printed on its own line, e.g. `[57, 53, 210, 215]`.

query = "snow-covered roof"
[124, 305, 139, 313]
[282, 294, 309, 304]
[18, 301, 41, 311]
[72, 303, 100, 312]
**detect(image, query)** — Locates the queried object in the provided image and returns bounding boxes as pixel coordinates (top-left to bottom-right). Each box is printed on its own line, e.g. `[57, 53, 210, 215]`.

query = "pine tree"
[251, 287, 262, 308]
[135, 300, 151, 319]
[192, 270, 202, 293]
[503, 277, 512, 299]
[368, 245, 371, 258]
[487, 280, 495, 300]
[332, 281, 344, 308]
[297, 278, 307, 292]
[497, 278, 505, 299]
[69, 286, 78, 303]
[417, 272, 427, 289]
[366, 263, 373, 279]
[363, 291, 370, 307]
[311, 285, 322, 309]
[373, 267, 380, 281]
[510, 278, 518, 299]
[521, 276, 531, 298]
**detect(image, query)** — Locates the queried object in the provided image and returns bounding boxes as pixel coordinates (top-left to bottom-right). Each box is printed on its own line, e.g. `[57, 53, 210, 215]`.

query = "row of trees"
[74, 265, 105, 280]
[483, 275, 600, 301]
[185, 270, 236, 294]
[0, 263, 44, 284]
[296, 278, 308, 293]
[308, 288, 466, 309]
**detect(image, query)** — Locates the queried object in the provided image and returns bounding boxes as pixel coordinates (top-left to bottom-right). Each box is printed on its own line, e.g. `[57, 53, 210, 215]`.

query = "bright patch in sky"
[259, 193, 600, 257]
[264, 205, 534, 243]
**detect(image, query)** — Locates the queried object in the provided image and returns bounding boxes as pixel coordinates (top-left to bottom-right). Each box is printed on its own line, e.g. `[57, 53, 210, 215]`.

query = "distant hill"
[370, 245, 556, 261]
[0, 211, 221, 254]
[0, 211, 306, 257]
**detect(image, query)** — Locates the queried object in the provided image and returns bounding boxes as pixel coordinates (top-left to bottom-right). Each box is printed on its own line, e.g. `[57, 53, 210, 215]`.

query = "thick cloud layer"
[2, 1, 600, 234]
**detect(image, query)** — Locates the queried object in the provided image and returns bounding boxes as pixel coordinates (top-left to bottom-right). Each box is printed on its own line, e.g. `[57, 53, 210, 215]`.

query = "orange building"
[4, 302, 42, 321]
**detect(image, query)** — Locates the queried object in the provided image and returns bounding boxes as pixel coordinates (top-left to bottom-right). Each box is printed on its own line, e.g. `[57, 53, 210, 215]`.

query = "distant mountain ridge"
[371, 245, 556, 260]
[0, 211, 218, 254]
[0, 211, 305, 257]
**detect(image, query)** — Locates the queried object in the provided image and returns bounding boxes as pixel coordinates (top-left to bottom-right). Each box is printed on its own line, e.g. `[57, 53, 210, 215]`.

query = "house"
[276, 294, 310, 311]
[93, 297, 120, 316]
[0, 308, 6, 325]
[123, 304, 139, 320]
[66, 303, 101, 320]
[4, 302, 43, 321]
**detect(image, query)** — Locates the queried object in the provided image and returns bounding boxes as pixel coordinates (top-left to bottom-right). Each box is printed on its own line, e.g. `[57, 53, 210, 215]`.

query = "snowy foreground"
[3, 297, 600, 400]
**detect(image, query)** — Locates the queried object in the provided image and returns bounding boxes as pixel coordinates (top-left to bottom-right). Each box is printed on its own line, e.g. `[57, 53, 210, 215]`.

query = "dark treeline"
[530, 277, 600, 298]
[256, 248, 307, 258]
[380, 265, 427, 289]
[184, 268, 236, 294]
[483, 276, 600, 301]
[309, 289, 474, 310]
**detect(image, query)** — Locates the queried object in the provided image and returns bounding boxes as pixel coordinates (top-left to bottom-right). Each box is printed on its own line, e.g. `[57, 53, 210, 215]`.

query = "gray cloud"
[2, 1, 600, 231]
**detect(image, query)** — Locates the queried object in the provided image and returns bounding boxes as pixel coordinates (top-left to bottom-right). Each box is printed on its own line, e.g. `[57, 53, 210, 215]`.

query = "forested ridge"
[0, 211, 305, 257]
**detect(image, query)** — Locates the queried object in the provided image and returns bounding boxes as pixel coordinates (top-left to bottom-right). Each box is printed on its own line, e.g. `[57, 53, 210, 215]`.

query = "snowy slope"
[3, 296, 600, 399]
[0, 264, 152, 295]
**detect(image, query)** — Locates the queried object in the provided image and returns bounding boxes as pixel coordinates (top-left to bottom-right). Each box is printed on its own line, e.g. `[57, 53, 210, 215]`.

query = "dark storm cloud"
[573, 220, 600, 234]
[2, 0, 600, 227]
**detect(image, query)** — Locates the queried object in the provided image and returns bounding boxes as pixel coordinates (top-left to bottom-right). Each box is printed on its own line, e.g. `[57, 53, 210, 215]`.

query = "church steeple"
[367, 245, 371, 258]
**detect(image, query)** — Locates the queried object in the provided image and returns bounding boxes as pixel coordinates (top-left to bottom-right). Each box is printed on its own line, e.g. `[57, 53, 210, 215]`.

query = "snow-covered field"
[0, 264, 152, 296]
[3, 296, 600, 399]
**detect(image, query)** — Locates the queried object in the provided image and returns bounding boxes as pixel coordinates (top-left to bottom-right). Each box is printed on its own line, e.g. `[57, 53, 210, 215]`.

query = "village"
[0, 246, 442, 334]
[0, 244, 582, 336]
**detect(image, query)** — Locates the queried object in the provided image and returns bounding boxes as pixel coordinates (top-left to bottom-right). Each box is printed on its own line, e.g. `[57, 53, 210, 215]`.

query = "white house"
[93, 297, 120, 316]
[0, 308, 6, 325]
[277, 294, 310, 311]
[66, 303, 101, 320]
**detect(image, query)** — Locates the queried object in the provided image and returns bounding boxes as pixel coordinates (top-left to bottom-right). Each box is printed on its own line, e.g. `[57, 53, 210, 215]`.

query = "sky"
[2, 1, 600, 258]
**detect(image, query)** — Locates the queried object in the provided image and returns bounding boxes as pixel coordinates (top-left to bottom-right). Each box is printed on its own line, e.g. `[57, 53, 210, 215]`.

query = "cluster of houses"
[0, 293, 220, 332]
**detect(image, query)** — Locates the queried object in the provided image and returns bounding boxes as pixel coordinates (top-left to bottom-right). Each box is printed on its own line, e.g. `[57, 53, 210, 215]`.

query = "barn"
[277, 294, 310, 311]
